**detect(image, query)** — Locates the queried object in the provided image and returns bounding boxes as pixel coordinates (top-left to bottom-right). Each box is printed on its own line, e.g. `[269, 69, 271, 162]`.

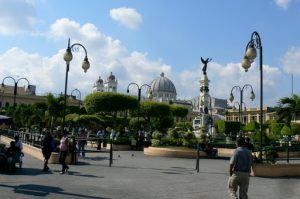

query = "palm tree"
[277, 94, 300, 127]
[46, 93, 64, 131]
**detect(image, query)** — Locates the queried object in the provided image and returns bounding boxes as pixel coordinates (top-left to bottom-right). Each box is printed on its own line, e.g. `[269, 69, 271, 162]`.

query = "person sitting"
[203, 142, 217, 157]
[5, 141, 18, 172]
[14, 135, 23, 152]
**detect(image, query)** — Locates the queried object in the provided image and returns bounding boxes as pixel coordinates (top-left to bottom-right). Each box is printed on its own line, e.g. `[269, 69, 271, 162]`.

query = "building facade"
[93, 72, 118, 93]
[225, 107, 277, 124]
[0, 85, 80, 110]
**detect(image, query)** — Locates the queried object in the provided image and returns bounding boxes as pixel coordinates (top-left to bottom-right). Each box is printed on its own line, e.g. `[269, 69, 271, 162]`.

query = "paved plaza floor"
[1, 149, 300, 199]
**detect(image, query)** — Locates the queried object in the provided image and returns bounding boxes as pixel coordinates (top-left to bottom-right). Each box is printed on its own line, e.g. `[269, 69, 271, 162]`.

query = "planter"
[144, 147, 207, 158]
[87, 142, 131, 150]
[217, 148, 235, 157]
[277, 151, 300, 158]
[251, 163, 300, 177]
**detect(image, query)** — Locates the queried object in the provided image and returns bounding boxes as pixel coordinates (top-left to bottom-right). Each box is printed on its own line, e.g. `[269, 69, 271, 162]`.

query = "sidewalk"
[0, 150, 300, 199]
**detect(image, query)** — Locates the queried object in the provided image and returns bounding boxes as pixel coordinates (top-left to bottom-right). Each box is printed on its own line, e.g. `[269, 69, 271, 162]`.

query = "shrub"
[184, 131, 195, 140]
[114, 136, 131, 145]
[183, 138, 197, 148]
[167, 128, 180, 139]
[265, 148, 279, 164]
[151, 139, 161, 147]
[152, 130, 162, 140]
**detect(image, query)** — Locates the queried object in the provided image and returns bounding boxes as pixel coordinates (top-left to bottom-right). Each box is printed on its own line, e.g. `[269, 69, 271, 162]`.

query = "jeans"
[78, 142, 85, 158]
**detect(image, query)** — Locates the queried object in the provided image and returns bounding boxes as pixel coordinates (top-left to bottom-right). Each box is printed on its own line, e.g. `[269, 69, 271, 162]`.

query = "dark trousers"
[59, 150, 68, 172]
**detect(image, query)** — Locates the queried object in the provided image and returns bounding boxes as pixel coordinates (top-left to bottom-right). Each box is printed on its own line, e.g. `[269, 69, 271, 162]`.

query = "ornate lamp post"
[241, 31, 263, 160]
[232, 101, 247, 118]
[70, 88, 82, 130]
[71, 88, 81, 111]
[127, 83, 152, 102]
[62, 39, 90, 132]
[1, 76, 30, 108]
[229, 84, 255, 124]
[127, 83, 152, 129]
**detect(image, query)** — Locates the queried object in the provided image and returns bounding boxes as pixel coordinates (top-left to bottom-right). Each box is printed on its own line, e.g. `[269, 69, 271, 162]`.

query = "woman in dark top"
[42, 131, 54, 171]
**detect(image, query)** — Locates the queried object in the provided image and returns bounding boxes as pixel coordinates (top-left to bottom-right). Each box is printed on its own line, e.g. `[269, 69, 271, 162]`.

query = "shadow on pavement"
[0, 184, 111, 199]
[2, 167, 49, 176]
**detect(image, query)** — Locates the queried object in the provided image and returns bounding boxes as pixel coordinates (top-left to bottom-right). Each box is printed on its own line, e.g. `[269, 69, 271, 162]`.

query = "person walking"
[228, 137, 253, 199]
[59, 130, 69, 174]
[41, 131, 54, 171]
[96, 128, 104, 150]
[78, 130, 87, 158]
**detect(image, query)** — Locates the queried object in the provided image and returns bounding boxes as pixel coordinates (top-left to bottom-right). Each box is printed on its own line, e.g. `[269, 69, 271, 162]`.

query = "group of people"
[0, 135, 23, 172]
[41, 129, 70, 174]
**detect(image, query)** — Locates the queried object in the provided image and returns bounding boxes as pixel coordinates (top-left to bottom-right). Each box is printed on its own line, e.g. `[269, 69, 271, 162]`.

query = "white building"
[93, 72, 118, 93]
[147, 72, 177, 102]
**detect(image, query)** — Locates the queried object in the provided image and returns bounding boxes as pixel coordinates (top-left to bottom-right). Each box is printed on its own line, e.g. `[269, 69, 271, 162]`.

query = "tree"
[270, 122, 284, 137]
[13, 104, 34, 129]
[29, 102, 48, 131]
[277, 94, 300, 127]
[46, 93, 65, 131]
[138, 101, 173, 132]
[84, 92, 138, 115]
[77, 114, 104, 130]
[170, 105, 189, 119]
[291, 123, 300, 135]
[243, 121, 259, 132]
[281, 125, 292, 136]
[217, 120, 240, 136]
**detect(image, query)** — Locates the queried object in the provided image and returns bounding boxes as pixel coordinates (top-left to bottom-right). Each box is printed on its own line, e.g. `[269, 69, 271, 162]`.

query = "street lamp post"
[127, 82, 152, 129]
[232, 101, 247, 119]
[241, 31, 263, 161]
[229, 84, 255, 124]
[2, 76, 30, 108]
[71, 88, 82, 131]
[62, 38, 90, 133]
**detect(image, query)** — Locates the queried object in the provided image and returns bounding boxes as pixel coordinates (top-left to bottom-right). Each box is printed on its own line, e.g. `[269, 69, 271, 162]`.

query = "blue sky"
[0, 0, 300, 108]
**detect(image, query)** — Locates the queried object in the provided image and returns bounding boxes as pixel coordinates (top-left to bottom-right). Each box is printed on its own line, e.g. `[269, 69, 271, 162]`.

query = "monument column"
[199, 57, 212, 130]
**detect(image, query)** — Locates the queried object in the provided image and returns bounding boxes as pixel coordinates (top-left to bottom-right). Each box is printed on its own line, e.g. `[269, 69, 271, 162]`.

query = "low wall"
[144, 147, 207, 158]
[251, 163, 300, 177]
[217, 148, 235, 157]
[87, 142, 131, 150]
[277, 151, 300, 158]
[0, 135, 72, 164]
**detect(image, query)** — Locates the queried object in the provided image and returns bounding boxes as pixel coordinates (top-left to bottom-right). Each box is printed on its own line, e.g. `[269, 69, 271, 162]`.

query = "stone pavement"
[1, 149, 300, 199]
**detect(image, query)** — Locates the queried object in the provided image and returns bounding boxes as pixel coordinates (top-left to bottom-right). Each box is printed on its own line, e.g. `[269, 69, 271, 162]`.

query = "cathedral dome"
[149, 72, 177, 102]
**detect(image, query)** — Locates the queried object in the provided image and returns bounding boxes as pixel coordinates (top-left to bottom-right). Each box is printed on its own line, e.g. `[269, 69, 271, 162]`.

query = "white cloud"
[0, 18, 287, 107]
[0, 18, 168, 98]
[0, 0, 38, 35]
[110, 7, 142, 29]
[275, 0, 292, 10]
[175, 60, 285, 107]
[282, 47, 300, 76]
